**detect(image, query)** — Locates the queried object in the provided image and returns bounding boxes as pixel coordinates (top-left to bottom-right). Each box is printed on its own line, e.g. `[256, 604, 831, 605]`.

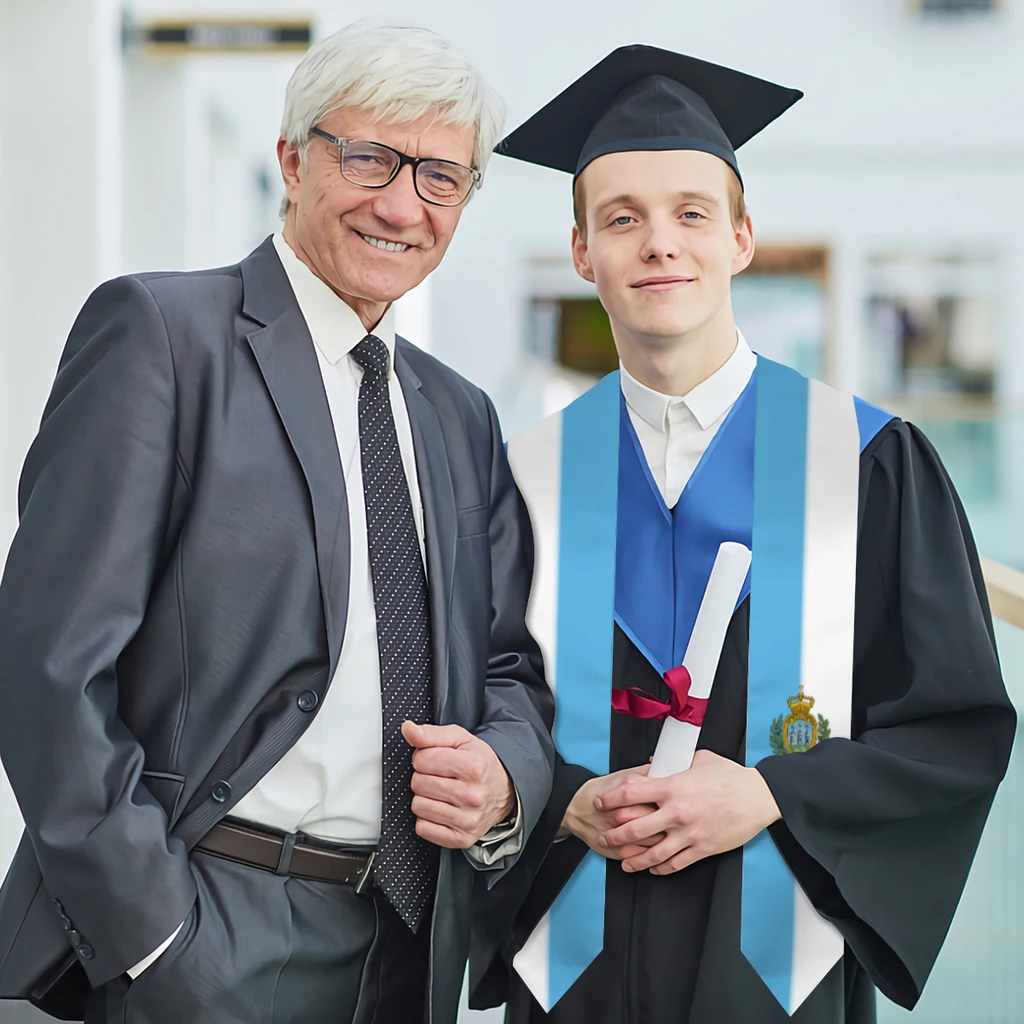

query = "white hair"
[279, 19, 506, 216]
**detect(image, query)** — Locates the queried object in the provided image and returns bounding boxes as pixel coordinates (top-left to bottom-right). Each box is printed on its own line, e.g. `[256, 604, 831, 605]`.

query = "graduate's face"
[572, 150, 754, 345]
[278, 108, 475, 327]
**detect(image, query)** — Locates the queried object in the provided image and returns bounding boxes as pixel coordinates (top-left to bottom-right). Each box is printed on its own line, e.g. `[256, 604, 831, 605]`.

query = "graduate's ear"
[572, 224, 597, 284]
[731, 213, 755, 277]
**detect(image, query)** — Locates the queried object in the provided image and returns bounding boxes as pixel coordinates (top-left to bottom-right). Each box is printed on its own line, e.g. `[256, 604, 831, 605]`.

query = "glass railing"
[879, 415, 1023, 1024]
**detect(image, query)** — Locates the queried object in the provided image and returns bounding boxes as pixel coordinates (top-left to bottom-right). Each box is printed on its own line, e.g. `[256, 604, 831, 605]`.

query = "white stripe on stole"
[789, 378, 860, 1012]
[506, 411, 563, 1009]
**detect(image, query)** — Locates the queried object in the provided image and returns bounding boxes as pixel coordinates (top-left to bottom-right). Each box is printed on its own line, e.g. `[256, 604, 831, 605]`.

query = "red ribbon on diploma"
[611, 665, 708, 726]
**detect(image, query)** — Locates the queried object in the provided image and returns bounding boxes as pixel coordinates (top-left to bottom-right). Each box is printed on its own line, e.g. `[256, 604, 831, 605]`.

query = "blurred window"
[732, 246, 831, 383]
[865, 251, 999, 409]
[530, 298, 617, 375]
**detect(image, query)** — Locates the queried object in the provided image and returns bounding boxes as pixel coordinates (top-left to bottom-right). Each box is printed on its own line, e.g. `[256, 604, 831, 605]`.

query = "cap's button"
[297, 690, 319, 713]
[210, 781, 232, 803]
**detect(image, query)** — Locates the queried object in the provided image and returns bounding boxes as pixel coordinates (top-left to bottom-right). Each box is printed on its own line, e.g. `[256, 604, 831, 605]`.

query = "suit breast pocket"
[456, 504, 489, 539]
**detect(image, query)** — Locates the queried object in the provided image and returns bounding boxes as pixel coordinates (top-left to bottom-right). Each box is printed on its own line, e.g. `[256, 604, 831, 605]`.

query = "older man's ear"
[277, 136, 303, 202]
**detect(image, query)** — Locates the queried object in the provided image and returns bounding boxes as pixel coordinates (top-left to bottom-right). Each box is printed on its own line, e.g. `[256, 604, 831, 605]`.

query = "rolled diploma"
[648, 541, 752, 779]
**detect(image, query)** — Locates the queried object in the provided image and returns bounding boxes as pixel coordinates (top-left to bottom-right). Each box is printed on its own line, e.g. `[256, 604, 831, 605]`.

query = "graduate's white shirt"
[129, 233, 520, 978]
[619, 331, 757, 508]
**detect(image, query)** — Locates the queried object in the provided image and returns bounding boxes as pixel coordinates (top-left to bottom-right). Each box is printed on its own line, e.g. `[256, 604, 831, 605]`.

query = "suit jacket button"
[297, 690, 319, 712]
[77, 944, 94, 960]
[211, 781, 232, 803]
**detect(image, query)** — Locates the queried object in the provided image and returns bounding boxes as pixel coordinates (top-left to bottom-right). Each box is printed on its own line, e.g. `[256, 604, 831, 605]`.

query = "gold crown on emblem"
[786, 685, 815, 716]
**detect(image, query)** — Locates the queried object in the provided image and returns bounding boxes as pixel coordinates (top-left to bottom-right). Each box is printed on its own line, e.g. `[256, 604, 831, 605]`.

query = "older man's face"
[279, 108, 475, 329]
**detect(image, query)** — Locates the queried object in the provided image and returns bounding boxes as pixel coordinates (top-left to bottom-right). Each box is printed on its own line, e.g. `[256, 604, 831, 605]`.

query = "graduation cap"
[496, 45, 803, 189]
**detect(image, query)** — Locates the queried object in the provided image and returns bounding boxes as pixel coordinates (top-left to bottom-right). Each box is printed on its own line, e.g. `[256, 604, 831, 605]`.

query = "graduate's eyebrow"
[593, 194, 642, 218]
[593, 190, 722, 218]
[674, 190, 721, 208]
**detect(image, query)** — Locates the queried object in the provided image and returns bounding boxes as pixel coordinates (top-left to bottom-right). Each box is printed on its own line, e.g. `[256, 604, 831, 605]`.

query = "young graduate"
[470, 46, 1016, 1024]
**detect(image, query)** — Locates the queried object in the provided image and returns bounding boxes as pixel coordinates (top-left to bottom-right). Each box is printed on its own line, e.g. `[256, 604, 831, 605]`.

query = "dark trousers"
[83, 849, 429, 1024]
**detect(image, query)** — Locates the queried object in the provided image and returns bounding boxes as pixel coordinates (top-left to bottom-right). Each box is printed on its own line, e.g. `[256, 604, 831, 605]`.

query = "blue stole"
[508, 356, 893, 1014]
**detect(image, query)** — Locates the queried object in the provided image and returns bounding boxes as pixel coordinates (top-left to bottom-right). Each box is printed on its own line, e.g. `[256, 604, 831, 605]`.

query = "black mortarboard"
[497, 45, 803, 189]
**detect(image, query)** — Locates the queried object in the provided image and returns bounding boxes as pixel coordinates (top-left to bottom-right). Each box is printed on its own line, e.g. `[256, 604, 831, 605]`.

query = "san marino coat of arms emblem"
[769, 684, 831, 755]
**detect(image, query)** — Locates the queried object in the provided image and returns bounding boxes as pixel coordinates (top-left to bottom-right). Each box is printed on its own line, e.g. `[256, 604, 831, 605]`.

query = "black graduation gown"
[470, 419, 1016, 1024]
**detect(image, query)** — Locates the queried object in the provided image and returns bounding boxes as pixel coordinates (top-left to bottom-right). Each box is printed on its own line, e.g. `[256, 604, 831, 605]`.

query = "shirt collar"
[272, 231, 395, 372]
[619, 330, 757, 433]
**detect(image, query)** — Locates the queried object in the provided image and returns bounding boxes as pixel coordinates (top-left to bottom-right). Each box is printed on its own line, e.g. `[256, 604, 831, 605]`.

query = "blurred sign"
[908, 0, 1000, 13]
[124, 19, 313, 54]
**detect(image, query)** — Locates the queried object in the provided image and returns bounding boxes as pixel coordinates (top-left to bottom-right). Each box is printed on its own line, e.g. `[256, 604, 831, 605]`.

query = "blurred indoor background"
[1, 0, 1022, 1020]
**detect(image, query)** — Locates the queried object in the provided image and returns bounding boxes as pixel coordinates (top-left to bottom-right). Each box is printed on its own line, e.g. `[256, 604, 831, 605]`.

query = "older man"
[0, 20, 553, 1024]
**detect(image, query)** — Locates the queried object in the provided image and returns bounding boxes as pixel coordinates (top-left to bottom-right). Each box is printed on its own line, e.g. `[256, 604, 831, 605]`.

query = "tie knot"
[352, 334, 390, 379]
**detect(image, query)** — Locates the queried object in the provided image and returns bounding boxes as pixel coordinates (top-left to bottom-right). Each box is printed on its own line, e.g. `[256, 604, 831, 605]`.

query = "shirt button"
[77, 944, 94, 960]
[297, 690, 319, 712]
[210, 781, 232, 803]
[67, 930, 81, 946]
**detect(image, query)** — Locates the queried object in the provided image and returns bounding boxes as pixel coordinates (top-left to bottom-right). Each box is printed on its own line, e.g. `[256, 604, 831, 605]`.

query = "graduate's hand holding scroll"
[560, 765, 665, 860]
[595, 750, 781, 875]
[403, 721, 516, 849]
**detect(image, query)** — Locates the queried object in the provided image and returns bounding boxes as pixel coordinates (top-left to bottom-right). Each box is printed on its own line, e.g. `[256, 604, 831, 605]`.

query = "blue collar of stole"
[615, 360, 893, 678]
[506, 356, 894, 1013]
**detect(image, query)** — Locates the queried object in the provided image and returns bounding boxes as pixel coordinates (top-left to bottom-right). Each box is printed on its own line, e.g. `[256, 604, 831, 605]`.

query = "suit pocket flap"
[142, 771, 186, 823]
[456, 504, 489, 538]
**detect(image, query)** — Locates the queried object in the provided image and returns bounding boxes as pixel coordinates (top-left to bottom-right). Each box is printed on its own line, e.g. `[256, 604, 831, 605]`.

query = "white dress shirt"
[619, 332, 757, 507]
[235, 234, 520, 856]
[229, 233, 423, 843]
[129, 233, 519, 979]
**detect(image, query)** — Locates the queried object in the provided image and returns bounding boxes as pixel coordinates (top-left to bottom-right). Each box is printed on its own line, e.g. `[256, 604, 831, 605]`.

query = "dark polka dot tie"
[351, 334, 437, 932]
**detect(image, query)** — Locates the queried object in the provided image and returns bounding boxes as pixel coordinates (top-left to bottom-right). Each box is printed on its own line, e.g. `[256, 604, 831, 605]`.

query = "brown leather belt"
[195, 820, 376, 891]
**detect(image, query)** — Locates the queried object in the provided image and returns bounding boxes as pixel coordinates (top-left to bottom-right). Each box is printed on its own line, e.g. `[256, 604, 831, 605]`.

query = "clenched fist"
[402, 721, 516, 850]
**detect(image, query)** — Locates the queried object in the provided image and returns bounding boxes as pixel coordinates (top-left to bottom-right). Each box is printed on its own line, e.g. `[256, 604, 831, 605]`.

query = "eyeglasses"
[308, 128, 481, 207]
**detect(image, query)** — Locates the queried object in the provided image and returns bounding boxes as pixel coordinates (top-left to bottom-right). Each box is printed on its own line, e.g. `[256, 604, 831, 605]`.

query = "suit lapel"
[395, 345, 456, 724]
[240, 238, 350, 674]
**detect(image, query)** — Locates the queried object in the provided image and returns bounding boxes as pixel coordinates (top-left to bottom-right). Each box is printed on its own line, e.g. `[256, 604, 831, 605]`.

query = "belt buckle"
[354, 850, 376, 895]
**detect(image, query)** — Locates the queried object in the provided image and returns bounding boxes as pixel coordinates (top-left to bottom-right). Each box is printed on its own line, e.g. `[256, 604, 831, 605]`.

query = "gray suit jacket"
[0, 237, 554, 1021]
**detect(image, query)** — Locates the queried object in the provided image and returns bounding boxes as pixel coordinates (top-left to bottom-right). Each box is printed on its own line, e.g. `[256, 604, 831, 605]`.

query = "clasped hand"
[564, 751, 781, 876]
[402, 721, 515, 849]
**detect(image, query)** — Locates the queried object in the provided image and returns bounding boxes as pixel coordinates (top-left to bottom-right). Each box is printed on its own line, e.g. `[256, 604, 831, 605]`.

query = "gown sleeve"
[469, 752, 596, 1009]
[756, 419, 1017, 1010]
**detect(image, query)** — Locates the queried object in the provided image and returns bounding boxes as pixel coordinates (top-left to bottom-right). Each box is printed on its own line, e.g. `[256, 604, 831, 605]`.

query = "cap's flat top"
[497, 44, 802, 178]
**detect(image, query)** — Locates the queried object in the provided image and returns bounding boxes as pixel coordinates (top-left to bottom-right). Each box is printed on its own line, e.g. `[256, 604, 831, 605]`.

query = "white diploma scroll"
[647, 541, 752, 779]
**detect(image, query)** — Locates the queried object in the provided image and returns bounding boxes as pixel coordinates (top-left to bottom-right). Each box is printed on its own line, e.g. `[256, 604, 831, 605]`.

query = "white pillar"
[121, 58, 195, 273]
[0, 0, 123, 874]
[832, 239, 866, 397]
[0, 1, 13, 559]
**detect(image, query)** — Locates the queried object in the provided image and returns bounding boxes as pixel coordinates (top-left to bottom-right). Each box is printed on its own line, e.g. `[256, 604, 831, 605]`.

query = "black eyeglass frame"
[308, 127, 482, 207]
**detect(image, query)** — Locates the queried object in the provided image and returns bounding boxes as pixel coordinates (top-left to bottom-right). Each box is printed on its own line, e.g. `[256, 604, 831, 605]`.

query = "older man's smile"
[357, 230, 413, 252]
